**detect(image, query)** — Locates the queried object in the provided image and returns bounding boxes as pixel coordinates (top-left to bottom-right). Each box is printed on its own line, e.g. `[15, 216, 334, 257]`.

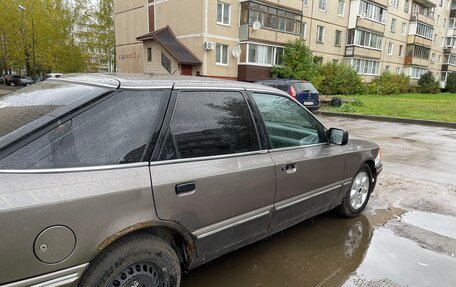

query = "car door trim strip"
[1, 263, 89, 287]
[275, 181, 344, 211]
[193, 206, 272, 239]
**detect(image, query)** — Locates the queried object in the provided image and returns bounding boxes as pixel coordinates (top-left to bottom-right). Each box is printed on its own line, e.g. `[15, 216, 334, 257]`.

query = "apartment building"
[114, 0, 456, 86]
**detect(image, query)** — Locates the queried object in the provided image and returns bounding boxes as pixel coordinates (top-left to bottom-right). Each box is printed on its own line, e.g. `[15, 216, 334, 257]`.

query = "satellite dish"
[252, 20, 262, 31]
[232, 46, 241, 58]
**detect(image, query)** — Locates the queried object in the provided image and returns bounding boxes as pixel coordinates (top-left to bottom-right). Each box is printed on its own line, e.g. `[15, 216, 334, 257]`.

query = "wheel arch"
[95, 221, 197, 270]
[363, 159, 377, 189]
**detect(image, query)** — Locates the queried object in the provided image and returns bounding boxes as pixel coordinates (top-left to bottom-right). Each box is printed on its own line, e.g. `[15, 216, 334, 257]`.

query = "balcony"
[240, 24, 301, 44]
[406, 35, 432, 47]
[369, 0, 388, 7]
[410, 13, 435, 26]
[404, 56, 429, 67]
[356, 17, 385, 34]
[345, 46, 382, 59]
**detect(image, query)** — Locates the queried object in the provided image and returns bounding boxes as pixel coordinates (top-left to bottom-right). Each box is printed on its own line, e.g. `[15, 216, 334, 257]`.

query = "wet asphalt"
[182, 116, 456, 287]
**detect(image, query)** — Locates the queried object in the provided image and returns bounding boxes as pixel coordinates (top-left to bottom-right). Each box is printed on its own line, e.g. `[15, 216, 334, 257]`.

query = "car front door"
[149, 90, 275, 257]
[250, 92, 346, 231]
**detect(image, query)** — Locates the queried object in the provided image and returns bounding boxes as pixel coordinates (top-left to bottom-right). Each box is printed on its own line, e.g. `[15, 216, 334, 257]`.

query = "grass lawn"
[321, 94, 456, 123]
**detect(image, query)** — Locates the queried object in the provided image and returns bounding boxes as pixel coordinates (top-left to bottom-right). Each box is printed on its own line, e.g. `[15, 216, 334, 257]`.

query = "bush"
[339, 103, 356, 113]
[418, 71, 440, 94]
[369, 72, 410, 95]
[316, 62, 364, 95]
[445, 72, 456, 93]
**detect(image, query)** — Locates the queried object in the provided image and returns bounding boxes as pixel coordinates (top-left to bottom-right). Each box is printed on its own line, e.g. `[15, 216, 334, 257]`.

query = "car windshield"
[293, 82, 318, 93]
[0, 81, 110, 149]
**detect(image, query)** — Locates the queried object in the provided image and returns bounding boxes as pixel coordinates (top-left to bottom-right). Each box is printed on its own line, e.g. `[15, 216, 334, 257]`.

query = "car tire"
[337, 164, 373, 218]
[79, 233, 181, 287]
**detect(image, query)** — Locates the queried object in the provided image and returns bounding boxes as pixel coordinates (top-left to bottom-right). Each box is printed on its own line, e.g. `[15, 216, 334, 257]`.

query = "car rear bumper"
[375, 162, 383, 175]
[0, 264, 88, 287]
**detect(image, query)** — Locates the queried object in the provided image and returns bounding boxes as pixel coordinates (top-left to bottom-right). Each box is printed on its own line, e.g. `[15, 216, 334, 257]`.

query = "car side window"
[252, 92, 326, 149]
[0, 90, 164, 169]
[158, 91, 260, 160]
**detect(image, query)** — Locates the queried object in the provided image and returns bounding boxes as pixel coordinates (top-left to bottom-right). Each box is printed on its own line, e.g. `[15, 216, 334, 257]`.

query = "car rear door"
[250, 91, 346, 231]
[149, 89, 275, 256]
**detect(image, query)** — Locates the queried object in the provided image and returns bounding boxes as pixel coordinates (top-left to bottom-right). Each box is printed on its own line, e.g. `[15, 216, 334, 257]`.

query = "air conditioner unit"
[204, 42, 215, 50]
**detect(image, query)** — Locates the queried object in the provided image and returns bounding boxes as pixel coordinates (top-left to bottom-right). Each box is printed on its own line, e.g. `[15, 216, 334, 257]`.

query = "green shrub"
[418, 71, 440, 94]
[369, 72, 410, 95]
[316, 62, 364, 95]
[353, 98, 365, 107]
[339, 103, 356, 113]
[445, 72, 456, 93]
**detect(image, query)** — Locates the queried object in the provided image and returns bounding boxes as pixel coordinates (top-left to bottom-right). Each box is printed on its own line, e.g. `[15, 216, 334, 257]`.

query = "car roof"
[48, 73, 287, 94]
[259, 79, 310, 83]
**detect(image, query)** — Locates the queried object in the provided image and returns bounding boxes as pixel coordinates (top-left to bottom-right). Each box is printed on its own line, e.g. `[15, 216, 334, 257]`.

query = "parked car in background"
[0, 75, 7, 85]
[2, 74, 22, 86]
[256, 78, 321, 111]
[0, 74, 381, 287]
[19, 76, 40, 86]
[42, 73, 63, 81]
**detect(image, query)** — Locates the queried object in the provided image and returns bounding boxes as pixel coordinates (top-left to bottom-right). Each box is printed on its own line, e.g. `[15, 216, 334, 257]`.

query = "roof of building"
[136, 26, 202, 65]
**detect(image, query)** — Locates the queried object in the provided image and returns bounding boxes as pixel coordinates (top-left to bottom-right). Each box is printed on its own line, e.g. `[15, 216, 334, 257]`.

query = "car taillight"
[289, 86, 296, 99]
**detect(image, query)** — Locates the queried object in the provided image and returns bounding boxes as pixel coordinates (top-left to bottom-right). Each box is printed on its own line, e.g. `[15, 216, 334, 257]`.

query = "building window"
[401, 22, 407, 35]
[246, 44, 283, 66]
[302, 22, 307, 39]
[437, 15, 440, 26]
[351, 58, 380, 75]
[434, 34, 438, 45]
[404, 0, 409, 12]
[396, 67, 401, 74]
[391, 18, 396, 32]
[318, 0, 327, 11]
[408, 45, 430, 59]
[385, 65, 390, 72]
[347, 29, 383, 50]
[217, 2, 231, 25]
[399, 45, 404, 57]
[303, 0, 308, 6]
[431, 52, 436, 63]
[387, 42, 393, 55]
[408, 67, 428, 79]
[332, 59, 339, 64]
[391, 0, 399, 8]
[335, 30, 342, 46]
[337, 0, 345, 16]
[438, 55, 442, 64]
[416, 23, 433, 39]
[444, 18, 447, 28]
[216, 44, 229, 65]
[161, 52, 171, 74]
[240, 2, 303, 35]
[359, 1, 387, 23]
[439, 0, 443, 7]
[316, 26, 325, 43]
[147, 48, 152, 62]
[275, 47, 285, 66]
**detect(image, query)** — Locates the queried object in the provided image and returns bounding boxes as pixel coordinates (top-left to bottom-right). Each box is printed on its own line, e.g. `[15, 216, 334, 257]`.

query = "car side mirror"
[328, 128, 349, 145]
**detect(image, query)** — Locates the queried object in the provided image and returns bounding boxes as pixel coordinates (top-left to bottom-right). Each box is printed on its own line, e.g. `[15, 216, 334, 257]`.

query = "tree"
[271, 40, 320, 84]
[418, 71, 440, 94]
[317, 62, 364, 95]
[0, 0, 88, 76]
[94, 0, 116, 72]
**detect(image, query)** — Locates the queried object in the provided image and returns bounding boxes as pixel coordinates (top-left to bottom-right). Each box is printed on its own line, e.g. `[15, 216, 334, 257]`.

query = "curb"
[317, 111, 456, 129]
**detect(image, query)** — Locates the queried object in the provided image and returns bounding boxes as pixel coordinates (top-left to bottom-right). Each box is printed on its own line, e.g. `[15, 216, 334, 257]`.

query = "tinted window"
[252, 93, 326, 149]
[0, 90, 164, 169]
[159, 91, 259, 160]
[0, 82, 109, 148]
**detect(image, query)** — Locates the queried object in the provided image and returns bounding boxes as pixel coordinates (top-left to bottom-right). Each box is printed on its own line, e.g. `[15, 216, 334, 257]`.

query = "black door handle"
[175, 181, 196, 195]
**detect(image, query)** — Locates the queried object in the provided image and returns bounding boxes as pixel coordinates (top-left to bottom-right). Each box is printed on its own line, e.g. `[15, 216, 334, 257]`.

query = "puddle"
[182, 213, 373, 287]
[401, 211, 456, 239]
[343, 228, 456, 287]
[182, 210, 456, 287]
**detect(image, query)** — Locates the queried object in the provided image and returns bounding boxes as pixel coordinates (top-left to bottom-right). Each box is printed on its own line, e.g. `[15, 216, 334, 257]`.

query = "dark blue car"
[255, 79, 320, 111]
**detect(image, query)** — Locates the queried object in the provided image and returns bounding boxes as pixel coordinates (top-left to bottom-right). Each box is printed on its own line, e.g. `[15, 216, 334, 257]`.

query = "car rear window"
[260, 81, 289, 92]
[292, 82, 318, 93]
[0, 81, 110, 149]
[0, 90, 165, 169]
